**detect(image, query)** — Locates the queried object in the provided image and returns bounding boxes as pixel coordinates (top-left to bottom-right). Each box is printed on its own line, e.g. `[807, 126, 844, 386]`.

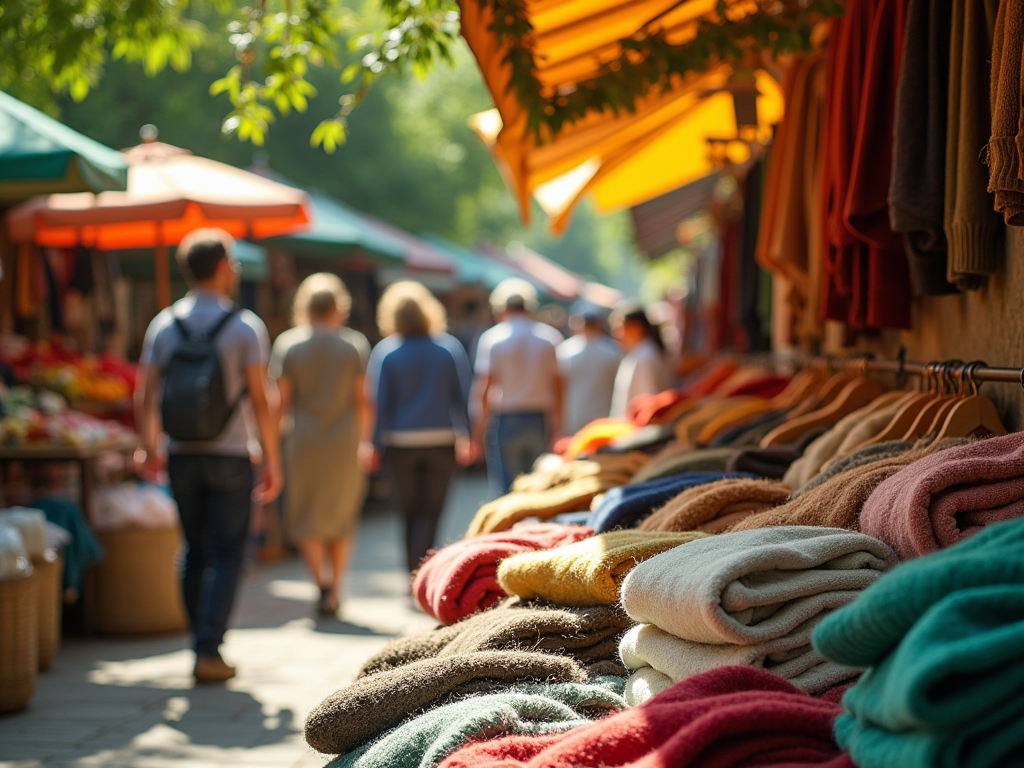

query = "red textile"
[714, 375, 791, 399]
[682, 360, 740, 399]
[438, 666, 855, 768]
[413, 524, 593, 625]
[631, 389, 687, 426]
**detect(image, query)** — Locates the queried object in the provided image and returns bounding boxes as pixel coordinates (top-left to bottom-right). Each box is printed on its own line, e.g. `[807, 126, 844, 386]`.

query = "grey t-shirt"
[140, 290, 270, 457]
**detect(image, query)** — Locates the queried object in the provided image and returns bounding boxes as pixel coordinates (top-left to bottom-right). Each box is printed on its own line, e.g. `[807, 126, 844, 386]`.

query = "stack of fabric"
[413, 523, 592, 624]
[638, 477, 791, 533]
[436, 666, 854, 768]
[497, 530, 707, 606]
[813, 516, 1024, 768]
[618, 527, 896, 703]
[587, 472, 754, 532]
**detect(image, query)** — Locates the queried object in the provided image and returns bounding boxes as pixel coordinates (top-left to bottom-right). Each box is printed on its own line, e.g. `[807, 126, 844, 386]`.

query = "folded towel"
[860, 432, 1024, 560]
[414, 524, 593, 624]
[639, 478, 791, 533]
[588, 471, 753, 532]
[467, 476, 618, 536]
[619, 621, 858, 697]
[359, 603, 632, 677]
[813, 517, 1024, 768]
[328, 677, 627, 768]
[498, 530, 706, 607]
[437, 666, 854, 768]
[304, 651, 589, 755]
[628, 445, 736, 484]
[622, 665, 674, 706]
[621, 526, 896, 645]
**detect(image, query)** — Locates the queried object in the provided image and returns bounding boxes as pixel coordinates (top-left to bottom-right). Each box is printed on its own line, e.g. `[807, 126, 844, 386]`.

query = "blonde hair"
[292, 272, 352, 326]
[377, 281, 447, 338]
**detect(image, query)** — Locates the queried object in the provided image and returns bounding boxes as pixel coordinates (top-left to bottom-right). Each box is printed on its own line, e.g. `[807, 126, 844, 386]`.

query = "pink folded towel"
[414, 524, 593, 624]
[861, 432, 1024, 559]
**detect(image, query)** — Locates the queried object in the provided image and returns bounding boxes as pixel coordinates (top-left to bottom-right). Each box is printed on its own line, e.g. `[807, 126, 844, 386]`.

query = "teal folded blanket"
[813, 518, 1024, 768]
[327, 677, 626, 768]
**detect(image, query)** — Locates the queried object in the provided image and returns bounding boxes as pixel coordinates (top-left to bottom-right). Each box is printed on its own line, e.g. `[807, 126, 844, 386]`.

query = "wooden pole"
[155, 224, 171, 309]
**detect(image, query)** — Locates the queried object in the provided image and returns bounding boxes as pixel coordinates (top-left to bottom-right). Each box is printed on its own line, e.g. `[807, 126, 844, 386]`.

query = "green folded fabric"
[327, 677, 626, 768]
[813, 518, 1024, 768]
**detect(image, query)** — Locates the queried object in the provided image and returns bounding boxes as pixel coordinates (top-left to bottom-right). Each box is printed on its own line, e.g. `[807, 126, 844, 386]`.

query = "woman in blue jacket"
[361, 281, 475, 573]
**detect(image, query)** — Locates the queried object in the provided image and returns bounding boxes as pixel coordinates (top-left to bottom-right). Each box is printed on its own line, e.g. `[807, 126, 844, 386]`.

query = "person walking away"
[360, 281, 474, 574]
[609, 301, 673, 419]
[270, 273, 370, 617]
[557, 308, 623, 435]
[472, 278, 563, 495]
[135, 228, 281, 683]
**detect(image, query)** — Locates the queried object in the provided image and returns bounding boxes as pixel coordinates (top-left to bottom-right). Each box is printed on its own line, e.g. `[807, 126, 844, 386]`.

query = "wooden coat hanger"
[771, 369, 825, 410]
[856, 363, 948, 448]
[903, 363, 959, 441]
[935, 362, 1008, 441]
[760, 375, 885, 448]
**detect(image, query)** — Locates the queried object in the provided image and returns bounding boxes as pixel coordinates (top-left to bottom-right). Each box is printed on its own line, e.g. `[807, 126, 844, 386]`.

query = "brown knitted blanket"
[639, 478, 792, 533]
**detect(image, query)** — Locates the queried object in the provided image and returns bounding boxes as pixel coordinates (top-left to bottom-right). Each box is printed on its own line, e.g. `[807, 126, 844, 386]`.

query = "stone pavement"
[0, 473, 490, 768]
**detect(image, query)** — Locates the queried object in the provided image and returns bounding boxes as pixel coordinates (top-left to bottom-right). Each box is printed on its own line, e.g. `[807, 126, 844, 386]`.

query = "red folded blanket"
[861, 432, 1024, 560]
[437, 666, 854, 768]
[413, 524, 593, 625]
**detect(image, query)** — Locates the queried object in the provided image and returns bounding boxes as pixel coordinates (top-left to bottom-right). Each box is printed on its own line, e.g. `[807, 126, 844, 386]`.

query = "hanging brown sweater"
[945, 0, 1003, 288]
[986, 0, 1024, 225]
[889, 0, 957, 295]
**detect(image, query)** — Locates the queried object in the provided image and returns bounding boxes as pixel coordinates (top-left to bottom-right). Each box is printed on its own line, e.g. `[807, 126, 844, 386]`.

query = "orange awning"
[459, 0, 786, 231]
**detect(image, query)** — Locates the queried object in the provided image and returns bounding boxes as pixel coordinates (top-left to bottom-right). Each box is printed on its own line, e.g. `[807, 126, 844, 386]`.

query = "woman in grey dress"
[270, 273, 370, 615]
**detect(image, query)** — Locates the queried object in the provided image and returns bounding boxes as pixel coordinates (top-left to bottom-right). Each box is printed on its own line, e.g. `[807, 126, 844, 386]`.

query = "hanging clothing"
[889, 0, 957, 295]
[986, 0, 1024, 225]
[945, 0, 1002, 288]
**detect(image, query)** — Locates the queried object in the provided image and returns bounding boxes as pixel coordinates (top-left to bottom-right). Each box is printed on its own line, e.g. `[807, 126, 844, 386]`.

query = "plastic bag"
[0, 507, 48, 559]
[92, 483, 179, 532]
[0, 524, 33, 580]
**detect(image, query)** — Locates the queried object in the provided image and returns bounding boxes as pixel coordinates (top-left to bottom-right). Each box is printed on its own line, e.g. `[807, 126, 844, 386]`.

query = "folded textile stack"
[304, 651, 589, 755]
[627, 445, 736, 484]
[860, 431, 1024, 559]
[618, 527, 896, 701]
[413, 524, 593, 624]
[358, 602, 632, 677]
[638, 478, 791, 533]
[328, 677, 627, 768]
[510, 454, 648, 494]
[437, 666, 854, 768]
[497, 530, 706, 607]
[813, 517, 1024, 768]
[587, 472, 753, 532]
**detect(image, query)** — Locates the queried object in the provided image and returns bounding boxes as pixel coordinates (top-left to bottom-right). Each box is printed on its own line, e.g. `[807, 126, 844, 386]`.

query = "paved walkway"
[0, 473, 489, 768]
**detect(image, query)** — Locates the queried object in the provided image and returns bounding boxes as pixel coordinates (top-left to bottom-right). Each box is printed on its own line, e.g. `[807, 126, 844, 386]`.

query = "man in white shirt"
[472, 278, 563, 494]
[557, 309, 622, 435]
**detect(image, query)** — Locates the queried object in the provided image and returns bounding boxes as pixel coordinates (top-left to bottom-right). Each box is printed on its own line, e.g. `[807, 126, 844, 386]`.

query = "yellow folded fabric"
[497, 530, 707, 606]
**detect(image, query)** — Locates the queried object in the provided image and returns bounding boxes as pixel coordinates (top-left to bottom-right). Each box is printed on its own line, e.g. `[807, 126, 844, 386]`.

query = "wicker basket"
[0, 572, 39, 713]
[92, 528, 188, 635]
[32, 551, 63, 670]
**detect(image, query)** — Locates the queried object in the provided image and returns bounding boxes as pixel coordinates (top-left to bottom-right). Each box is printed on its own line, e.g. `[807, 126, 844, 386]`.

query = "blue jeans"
[167, 454, 253, 657]
[486, 412, 549, 495]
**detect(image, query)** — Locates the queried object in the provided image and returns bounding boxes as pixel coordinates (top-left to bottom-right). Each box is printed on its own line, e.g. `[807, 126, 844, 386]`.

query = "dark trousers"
[486, 412, 549, 496]
[167, 454, 253, 657]
[385, 446, 458, 573]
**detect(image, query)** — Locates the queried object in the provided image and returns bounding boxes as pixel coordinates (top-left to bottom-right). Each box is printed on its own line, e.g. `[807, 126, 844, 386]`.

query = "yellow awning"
[459, 0, 786, 231]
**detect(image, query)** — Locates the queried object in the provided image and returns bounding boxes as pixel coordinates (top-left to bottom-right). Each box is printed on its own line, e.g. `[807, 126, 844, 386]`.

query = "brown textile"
[304, 651, 588, 755]
[639, 478, 792, 533]
[945, 0, 1003, 289]
[986, 0, 1024, 224]
[510, 454, 648, 494]
[357, 603, 632, 678]
[467, 476, 617, 536]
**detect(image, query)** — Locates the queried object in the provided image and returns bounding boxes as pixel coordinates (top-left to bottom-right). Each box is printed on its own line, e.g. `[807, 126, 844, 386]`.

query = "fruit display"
[0, 386, 135, 448]
[0, 336, 137, 404]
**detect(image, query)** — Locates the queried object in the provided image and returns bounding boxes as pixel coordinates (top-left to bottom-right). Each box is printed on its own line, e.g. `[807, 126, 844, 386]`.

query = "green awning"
[113, 239, 268, 282]
[0, 89, 128, 201]
[422, 234, 539, 291]
[258, 192, 407, 267]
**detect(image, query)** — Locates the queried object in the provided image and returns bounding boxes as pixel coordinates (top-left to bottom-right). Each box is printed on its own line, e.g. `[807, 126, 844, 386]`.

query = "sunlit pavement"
[0, 472, 490, 768]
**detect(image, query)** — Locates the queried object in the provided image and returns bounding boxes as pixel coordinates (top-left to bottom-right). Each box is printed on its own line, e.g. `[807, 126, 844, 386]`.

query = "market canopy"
[0, 89, 128, 201]
[258, 192, 408, 268]
[459, 0, 796, 231]
[115, 238, 269, 282]
[5, 138, 311, 307]
[631, 173, 721, 259]
[422, 234, 526, 289]
[355, 213, 454, 274]
[483, 243, 623, 309]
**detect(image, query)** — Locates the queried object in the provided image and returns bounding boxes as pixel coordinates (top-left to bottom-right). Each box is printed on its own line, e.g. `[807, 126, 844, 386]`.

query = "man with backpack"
[135, 228, 281, 683]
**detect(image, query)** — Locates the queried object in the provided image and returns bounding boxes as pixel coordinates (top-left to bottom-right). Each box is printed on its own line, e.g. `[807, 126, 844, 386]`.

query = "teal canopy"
[114, 239, 268, 282]
[258, 192, 407, 267]
[0, 89, 128, 201]
[422, 235, 540, 291]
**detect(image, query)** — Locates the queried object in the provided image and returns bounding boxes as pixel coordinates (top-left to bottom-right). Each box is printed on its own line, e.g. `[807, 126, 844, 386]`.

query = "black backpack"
[161, 309, 244, 442]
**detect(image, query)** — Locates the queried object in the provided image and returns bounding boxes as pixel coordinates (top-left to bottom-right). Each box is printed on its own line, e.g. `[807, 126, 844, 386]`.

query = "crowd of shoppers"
[135, 229, 672, 683]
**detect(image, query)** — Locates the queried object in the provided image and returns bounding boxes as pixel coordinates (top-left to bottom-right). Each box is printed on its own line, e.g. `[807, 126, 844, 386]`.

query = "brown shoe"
[194, 654, 237, 682]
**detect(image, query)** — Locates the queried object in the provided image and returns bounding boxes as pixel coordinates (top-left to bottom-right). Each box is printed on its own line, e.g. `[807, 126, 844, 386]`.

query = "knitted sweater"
[413, 524, 593, 624]
[638, 478, 791, 533]
[497, 530, 706, 607]
[437, 666, 854, 768]
[986, 0, 1024, 225]
[328, 677, 626, 768]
